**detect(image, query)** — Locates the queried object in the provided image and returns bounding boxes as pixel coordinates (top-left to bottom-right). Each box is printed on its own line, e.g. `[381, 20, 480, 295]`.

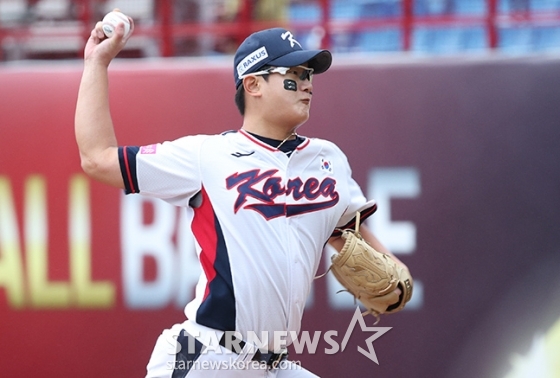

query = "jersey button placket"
[282, 170, 296, 330]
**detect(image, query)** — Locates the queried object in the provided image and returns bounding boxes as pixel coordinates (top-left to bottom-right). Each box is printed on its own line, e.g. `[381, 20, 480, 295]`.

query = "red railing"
[0, 0, 559, 60]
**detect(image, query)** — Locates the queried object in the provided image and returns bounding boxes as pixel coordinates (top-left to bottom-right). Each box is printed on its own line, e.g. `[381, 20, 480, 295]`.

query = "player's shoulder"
[168, 131, 236, 146]
[305, 136, 346, 155]
[173, 131, 251, 155]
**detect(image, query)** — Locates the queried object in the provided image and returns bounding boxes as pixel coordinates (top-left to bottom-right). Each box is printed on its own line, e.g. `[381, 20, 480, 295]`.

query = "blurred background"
[1, 0, 560, 60]
[1, 1, 560, 378]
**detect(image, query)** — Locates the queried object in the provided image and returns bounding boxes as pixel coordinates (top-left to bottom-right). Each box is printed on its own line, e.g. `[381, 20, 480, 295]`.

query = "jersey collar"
[238, 129, 310, 152]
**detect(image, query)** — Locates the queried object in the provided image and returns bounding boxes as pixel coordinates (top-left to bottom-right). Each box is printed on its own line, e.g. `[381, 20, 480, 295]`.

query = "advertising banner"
[1, 55, 560, 377]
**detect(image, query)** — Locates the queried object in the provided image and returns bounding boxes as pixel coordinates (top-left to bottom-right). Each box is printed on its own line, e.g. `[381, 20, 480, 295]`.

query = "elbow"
[80, 156, 102, 179]
[77, 148, 123, 188]
[79, 154, 115, 183]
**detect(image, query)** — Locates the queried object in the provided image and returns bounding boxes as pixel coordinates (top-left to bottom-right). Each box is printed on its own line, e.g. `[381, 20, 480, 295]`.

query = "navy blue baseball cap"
[234, 28, 332, 88]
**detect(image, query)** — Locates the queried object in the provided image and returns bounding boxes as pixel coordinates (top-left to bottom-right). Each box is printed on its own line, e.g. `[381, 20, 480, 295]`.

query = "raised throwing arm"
[74, 11, 134, 188]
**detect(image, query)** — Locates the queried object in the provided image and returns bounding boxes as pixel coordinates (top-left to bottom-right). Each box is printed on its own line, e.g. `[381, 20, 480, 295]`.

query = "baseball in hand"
[102, 11, 131, 38]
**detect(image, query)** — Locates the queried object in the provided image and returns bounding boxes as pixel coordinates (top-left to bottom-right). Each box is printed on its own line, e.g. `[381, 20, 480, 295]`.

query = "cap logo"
[237, 46, 269, 78]
[281, 31, 301, 48]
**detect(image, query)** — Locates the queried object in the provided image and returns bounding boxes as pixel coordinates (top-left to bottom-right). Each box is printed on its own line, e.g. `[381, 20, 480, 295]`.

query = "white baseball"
[102, 11, 131, 38]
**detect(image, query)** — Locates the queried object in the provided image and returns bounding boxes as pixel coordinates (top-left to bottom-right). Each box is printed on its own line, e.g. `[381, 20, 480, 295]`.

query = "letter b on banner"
[120, 194, 199, 309]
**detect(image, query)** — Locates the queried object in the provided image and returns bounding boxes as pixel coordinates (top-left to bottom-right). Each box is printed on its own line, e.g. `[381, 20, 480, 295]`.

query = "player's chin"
[296, 104, 311, 118]
[294, 111, 310, 126]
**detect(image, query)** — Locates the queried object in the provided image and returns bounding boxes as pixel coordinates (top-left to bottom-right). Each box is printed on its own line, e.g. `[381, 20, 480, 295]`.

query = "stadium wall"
[1, 54, 560, 377]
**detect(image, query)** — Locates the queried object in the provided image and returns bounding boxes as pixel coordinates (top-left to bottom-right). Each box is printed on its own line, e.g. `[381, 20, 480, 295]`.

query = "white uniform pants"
[146, 320, 319, 378]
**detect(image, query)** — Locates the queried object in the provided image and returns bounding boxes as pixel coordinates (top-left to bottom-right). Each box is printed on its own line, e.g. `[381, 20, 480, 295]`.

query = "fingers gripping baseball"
[84, 10, 134, 63]
[102, 10, 132, 38]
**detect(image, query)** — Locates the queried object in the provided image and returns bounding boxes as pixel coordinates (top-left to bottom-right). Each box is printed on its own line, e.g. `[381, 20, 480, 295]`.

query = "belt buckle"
[269, 352, 287, 369]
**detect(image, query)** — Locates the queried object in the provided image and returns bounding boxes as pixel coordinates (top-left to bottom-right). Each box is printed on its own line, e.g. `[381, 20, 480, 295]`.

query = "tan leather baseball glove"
[330, 213, 413, 320]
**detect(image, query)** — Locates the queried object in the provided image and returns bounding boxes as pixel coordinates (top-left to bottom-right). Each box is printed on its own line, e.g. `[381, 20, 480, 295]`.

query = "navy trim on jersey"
[247, 131, 305, 155]
[239, 129, 308, 153]
[191, 187, 236, 331]
[171, 329, 204, 378]
[118, 146, 140, 194]
[331, 203, 378, 237]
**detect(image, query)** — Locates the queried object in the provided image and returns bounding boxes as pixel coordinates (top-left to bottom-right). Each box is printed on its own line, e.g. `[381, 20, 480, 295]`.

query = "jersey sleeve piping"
[118, 146, 140, 194]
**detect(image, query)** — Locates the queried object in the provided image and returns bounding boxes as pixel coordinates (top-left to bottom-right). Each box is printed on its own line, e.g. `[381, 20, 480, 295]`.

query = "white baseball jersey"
[118, 129, 376, 349]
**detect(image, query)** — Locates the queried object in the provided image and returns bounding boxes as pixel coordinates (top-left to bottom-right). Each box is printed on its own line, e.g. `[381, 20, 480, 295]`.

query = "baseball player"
[75, 13, 410, 378]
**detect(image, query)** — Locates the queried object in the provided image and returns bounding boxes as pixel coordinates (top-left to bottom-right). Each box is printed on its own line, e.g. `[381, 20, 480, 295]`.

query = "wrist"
[84, 55, 111, 69]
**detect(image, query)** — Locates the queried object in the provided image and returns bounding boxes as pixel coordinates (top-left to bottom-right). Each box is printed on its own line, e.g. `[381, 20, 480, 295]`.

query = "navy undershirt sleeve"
[118, 146, 140, 194]
[330, 203, 378, 237]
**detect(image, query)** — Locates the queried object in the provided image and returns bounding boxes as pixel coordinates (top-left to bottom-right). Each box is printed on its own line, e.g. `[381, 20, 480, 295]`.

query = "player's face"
[260, 65, 314, 128]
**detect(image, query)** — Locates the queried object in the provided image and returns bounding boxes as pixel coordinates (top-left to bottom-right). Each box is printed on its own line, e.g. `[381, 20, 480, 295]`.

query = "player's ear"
[243, 76, 262, 98]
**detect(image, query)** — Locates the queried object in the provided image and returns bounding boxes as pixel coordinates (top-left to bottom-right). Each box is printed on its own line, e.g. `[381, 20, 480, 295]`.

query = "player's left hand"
[329, 214, 413, 319]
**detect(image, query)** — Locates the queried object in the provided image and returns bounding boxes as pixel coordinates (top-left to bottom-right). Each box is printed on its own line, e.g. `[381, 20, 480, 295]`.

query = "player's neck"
[241, 119, 298, 142]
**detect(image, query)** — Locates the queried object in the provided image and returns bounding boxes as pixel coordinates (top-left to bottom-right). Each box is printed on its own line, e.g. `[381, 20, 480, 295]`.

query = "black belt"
[218, 332, 288, 369]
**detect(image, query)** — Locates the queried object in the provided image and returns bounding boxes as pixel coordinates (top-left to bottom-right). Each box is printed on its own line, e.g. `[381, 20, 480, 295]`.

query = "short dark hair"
[234, 84, 245, 116]
[234, 69, 270, 116]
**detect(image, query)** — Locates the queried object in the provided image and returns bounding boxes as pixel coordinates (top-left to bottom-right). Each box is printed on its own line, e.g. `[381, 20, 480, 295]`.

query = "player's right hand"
[83, 12, 134, 66]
